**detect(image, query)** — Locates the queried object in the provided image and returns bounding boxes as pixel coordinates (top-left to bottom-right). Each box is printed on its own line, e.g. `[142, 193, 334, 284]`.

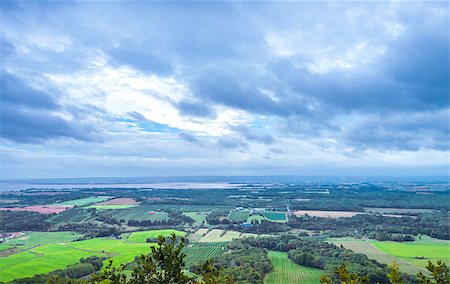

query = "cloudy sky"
[0, 1, 448, 179]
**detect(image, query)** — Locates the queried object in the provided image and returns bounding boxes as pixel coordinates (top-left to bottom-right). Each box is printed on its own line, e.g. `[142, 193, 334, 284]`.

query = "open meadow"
[329, 237, 450, 275]
[0, 229, 186, 282]
[264, 251, 323, 284]
[371, 239, 450, 268]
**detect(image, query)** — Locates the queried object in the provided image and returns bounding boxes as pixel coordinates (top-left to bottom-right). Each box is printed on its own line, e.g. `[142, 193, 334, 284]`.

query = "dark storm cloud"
[342, 111, 450, 151]
[0, 105, 96, 143]
[0, 72, 57, 109]
[0, 73, 97, 143]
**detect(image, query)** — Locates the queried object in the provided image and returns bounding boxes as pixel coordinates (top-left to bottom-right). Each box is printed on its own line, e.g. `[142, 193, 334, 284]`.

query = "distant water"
[0, 175, 448, 192]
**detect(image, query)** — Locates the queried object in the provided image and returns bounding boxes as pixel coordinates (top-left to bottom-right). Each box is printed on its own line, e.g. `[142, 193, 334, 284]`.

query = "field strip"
[265, 251, 322, 284]
[0, 250, 41, 271]
[330, 238, 427, 275]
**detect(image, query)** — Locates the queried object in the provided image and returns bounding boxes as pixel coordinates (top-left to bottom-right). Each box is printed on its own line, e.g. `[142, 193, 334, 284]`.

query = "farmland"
[59, 197, 111, 206]
[293, 210, 365, 218]
[3, 231, 83, 249]
[197, 229, 256, 243]
[127, 229, 186, 242]
[328, 238, 426, 275]
[264, 251, 323, 284]
[263, 212, 287, 222]
[88, 204, 138, 210]
[183, 212, 209, 225]
[94, 198, 140, 205]
[183, 243, 227, 267]
[104, 205, 169, 221]
[0, 179, 449, 283]
[47, 207, 92, 223]
[247, 214, 266, 223]
[228, 209, 250, 222]
[329, 237, 450, 275]
[0, 230, 187, 281]
[0, 244, 103, 282]
[371, 239, 450, 268]
[0, 205, 72, 214]
[363, 207, 439, 215]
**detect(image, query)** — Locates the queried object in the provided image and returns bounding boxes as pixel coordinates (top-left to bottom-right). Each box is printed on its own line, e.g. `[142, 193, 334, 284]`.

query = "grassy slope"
[0, 244, 102, 282]
[183, 212, 209, 226]
[371, 240, 450, 268]
[265, 251, 323, 284]
[3, 232, 83, 249]
[329, 237, 450, 275]
[0, 230, 187, 282]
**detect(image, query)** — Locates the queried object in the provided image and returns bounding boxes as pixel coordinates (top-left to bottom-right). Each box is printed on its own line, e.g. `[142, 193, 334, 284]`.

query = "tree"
[417, 260, 450, 284]
[337, 263, 369, 284]
[89, 233, 234, 284]
[195, 259, 234, 284]
[388, 260, 403, 284]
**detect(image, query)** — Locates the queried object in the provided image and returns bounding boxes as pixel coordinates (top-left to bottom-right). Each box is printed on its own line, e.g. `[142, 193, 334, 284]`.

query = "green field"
[183, 212, 209, 225]
[3, 232, 83, 249]
[247, 214, 266, 223]
[183, 243, 227, 268]
[127, 229, 186, 243]
[263, 212, 287, 222]
[47, 207, 92, 223]
[371, 240, 450, 268]
[104, 205, 170, 221]
[329, 238, 424, 275]
[329, 237, 450, 275]
[0, 230, 191, 282]
[0, 244, 103, 282]
[59, 197, 111, 206]
[228, 210, 250, 222]
[265, 251, 323, 284]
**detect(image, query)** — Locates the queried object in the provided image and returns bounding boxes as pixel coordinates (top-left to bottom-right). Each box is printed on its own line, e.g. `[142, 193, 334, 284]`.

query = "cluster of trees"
[127, 210, 194, 227]
[11, 256, 105, 284]
[95, 214, 122, 225]
[0, 211, 50, 231]
[205, 210, 230, 225]
[288, 212, 450, 240]
[210, 242, 273, 283]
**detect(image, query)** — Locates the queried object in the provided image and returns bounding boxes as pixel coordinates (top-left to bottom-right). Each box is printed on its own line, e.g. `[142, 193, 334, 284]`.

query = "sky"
[0, 1, 449, 179]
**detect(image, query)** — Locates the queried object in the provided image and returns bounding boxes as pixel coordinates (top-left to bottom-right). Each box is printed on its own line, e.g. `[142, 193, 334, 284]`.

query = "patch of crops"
[265, 251, 323, 284]
[127, 229, 186, 243]
[183, 243, 227, 268]
[263, 212, 287, 221]
[59, 197, 111, 206]
[228, 210, 250, 222]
